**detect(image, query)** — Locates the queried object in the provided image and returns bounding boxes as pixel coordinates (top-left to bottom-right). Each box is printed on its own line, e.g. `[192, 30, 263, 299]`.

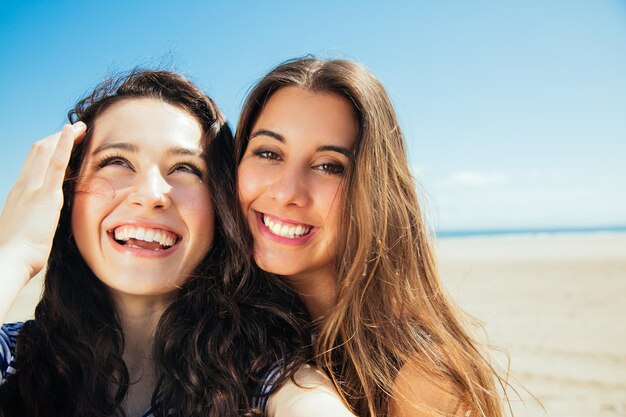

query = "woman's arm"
[0, 123, 86, 321]
[267, 364, 356, 417]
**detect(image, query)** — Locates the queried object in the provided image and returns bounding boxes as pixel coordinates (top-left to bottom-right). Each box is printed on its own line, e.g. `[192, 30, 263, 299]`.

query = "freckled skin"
[72, 98, 214, 299]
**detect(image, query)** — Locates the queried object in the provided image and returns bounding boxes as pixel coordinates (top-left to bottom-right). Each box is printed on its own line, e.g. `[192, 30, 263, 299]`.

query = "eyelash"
[171, 162, 204, 178]
[314, 162, 345, 175]
[95, 154, 205, 178]
[253, 150, 280, 161]
[252, 149, 345, 176]
[96, 153, 131, 170]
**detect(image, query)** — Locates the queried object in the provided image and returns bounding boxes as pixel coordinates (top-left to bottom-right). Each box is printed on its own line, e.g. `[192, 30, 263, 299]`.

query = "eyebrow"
[169, 145, 205, 158]
[249, 129, 284, 142]
[317, 145, 352, 158]
[91, 142, 205, 158]
[92, 142, 137, 155]
[249, 129, 352, 158]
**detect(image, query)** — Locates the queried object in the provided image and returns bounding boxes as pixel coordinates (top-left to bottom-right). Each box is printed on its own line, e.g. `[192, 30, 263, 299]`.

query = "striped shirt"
[1, 322, 161, 417]
[1, 322, 270, 416]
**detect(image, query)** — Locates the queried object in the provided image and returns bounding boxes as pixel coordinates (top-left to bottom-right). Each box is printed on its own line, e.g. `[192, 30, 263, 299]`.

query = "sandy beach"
[5, 233, 626, 416]
[437, 233, 626, 417]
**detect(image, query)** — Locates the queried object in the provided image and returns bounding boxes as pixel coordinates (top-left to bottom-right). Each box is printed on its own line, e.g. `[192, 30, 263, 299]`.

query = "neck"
[113, 292, 172, 352]
[287, 268, 337, 322]
[110, 292, 173, 417]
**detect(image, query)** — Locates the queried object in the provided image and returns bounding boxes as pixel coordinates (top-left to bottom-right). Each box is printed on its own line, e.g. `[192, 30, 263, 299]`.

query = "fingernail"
[72, 121, 87, 131]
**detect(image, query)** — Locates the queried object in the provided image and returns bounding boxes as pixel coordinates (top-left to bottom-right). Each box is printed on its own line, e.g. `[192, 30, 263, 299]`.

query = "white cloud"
[426, 183, 626, 230]
[437, 171, 508, 188]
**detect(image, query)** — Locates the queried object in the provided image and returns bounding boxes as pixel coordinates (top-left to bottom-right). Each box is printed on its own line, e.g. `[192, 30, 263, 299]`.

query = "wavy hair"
[0, 69, 311, 417]
[234, 58, 511, 417]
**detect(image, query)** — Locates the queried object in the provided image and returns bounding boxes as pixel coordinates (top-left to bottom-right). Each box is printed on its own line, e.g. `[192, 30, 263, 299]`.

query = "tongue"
[125, 238, 167, 251]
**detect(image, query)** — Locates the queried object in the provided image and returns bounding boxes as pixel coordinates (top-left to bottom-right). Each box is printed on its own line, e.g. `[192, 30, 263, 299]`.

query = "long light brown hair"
[235, 58, 510, 416]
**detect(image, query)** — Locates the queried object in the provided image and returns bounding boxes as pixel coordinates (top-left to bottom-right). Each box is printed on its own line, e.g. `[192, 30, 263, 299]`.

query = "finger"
[12, 122, 86, 194]
[43, 122, 87, 191]
[14, 132, 62, 191]
[71, 121, 87, 144]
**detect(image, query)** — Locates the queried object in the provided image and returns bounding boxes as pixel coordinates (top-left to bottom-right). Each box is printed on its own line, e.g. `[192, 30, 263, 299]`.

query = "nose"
[267, 166, 310, 207]
[128, 166, 171, 209]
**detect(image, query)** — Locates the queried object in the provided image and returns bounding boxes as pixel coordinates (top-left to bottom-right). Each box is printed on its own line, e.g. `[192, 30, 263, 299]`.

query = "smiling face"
[71, 98, 214, 299]
[237, 86, 357, 286]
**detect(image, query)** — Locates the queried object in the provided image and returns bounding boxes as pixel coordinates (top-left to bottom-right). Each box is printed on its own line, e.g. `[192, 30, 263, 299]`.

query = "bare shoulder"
[389, 361, 470, 417]
[267, 364, 356, 417]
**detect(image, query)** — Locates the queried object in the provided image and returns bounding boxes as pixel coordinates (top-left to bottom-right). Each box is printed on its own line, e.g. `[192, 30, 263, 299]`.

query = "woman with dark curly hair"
[0, 69, 311, 417]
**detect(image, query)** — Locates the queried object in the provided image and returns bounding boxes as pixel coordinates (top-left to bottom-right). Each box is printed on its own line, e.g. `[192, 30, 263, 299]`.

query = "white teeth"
[262, 215, 312, 239]
[144, 229, 155, 242]
[112, 225, 178, 247]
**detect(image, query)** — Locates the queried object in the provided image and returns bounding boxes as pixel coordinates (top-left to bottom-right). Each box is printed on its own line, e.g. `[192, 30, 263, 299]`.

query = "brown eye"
[314, 162, 345, 175]
[253, 149, 281, 161]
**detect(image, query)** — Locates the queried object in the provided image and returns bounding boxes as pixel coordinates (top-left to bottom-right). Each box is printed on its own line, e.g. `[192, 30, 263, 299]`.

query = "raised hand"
[0, 122, 86, 320]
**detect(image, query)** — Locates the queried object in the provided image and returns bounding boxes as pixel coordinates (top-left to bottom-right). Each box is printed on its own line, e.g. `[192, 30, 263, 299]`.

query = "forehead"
[88, 98, 204, 151]
[253, 86, 358, 149]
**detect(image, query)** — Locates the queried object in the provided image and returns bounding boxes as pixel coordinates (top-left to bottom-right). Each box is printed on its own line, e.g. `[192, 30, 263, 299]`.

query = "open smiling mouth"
[110, 226, 181, 251]
[261, 214, 313, 239]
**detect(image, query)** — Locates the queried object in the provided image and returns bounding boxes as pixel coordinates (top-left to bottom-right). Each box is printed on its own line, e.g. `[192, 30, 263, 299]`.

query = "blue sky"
[1, 0, 625, 230]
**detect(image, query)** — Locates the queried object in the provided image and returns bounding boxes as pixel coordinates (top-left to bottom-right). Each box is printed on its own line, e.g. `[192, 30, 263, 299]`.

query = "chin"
[98, 274, 181, 297]
[254, 257, 292, 277]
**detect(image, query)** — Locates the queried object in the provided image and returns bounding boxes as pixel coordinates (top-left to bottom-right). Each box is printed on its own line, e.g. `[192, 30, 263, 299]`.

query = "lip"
[254, 211, 317, 245]
[106, 220, 182, 258]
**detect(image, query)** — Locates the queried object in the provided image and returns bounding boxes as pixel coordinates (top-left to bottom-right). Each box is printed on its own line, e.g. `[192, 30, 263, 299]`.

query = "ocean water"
[435, 225, 626, 239]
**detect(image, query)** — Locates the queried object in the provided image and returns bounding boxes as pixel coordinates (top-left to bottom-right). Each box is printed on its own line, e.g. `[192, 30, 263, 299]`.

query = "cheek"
[71, 178, 120, 249]
[70, 180, 124, 260]
[173, 188, 215, 240]
[71, 179, 116, 231]
[173, 186, 213, 212]
[320, 184, 346, 235]
[74, 176, 119, 210]
[71, 192, 100, 256]
[237, 164, 264, 208]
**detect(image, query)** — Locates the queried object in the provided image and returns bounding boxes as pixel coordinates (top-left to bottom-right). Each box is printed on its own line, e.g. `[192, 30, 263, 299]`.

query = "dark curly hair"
[0, 69, 312, 417]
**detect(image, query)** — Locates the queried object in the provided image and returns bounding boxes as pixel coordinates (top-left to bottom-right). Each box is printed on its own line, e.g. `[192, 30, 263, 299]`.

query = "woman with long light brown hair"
[235, 58, 511, 416]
